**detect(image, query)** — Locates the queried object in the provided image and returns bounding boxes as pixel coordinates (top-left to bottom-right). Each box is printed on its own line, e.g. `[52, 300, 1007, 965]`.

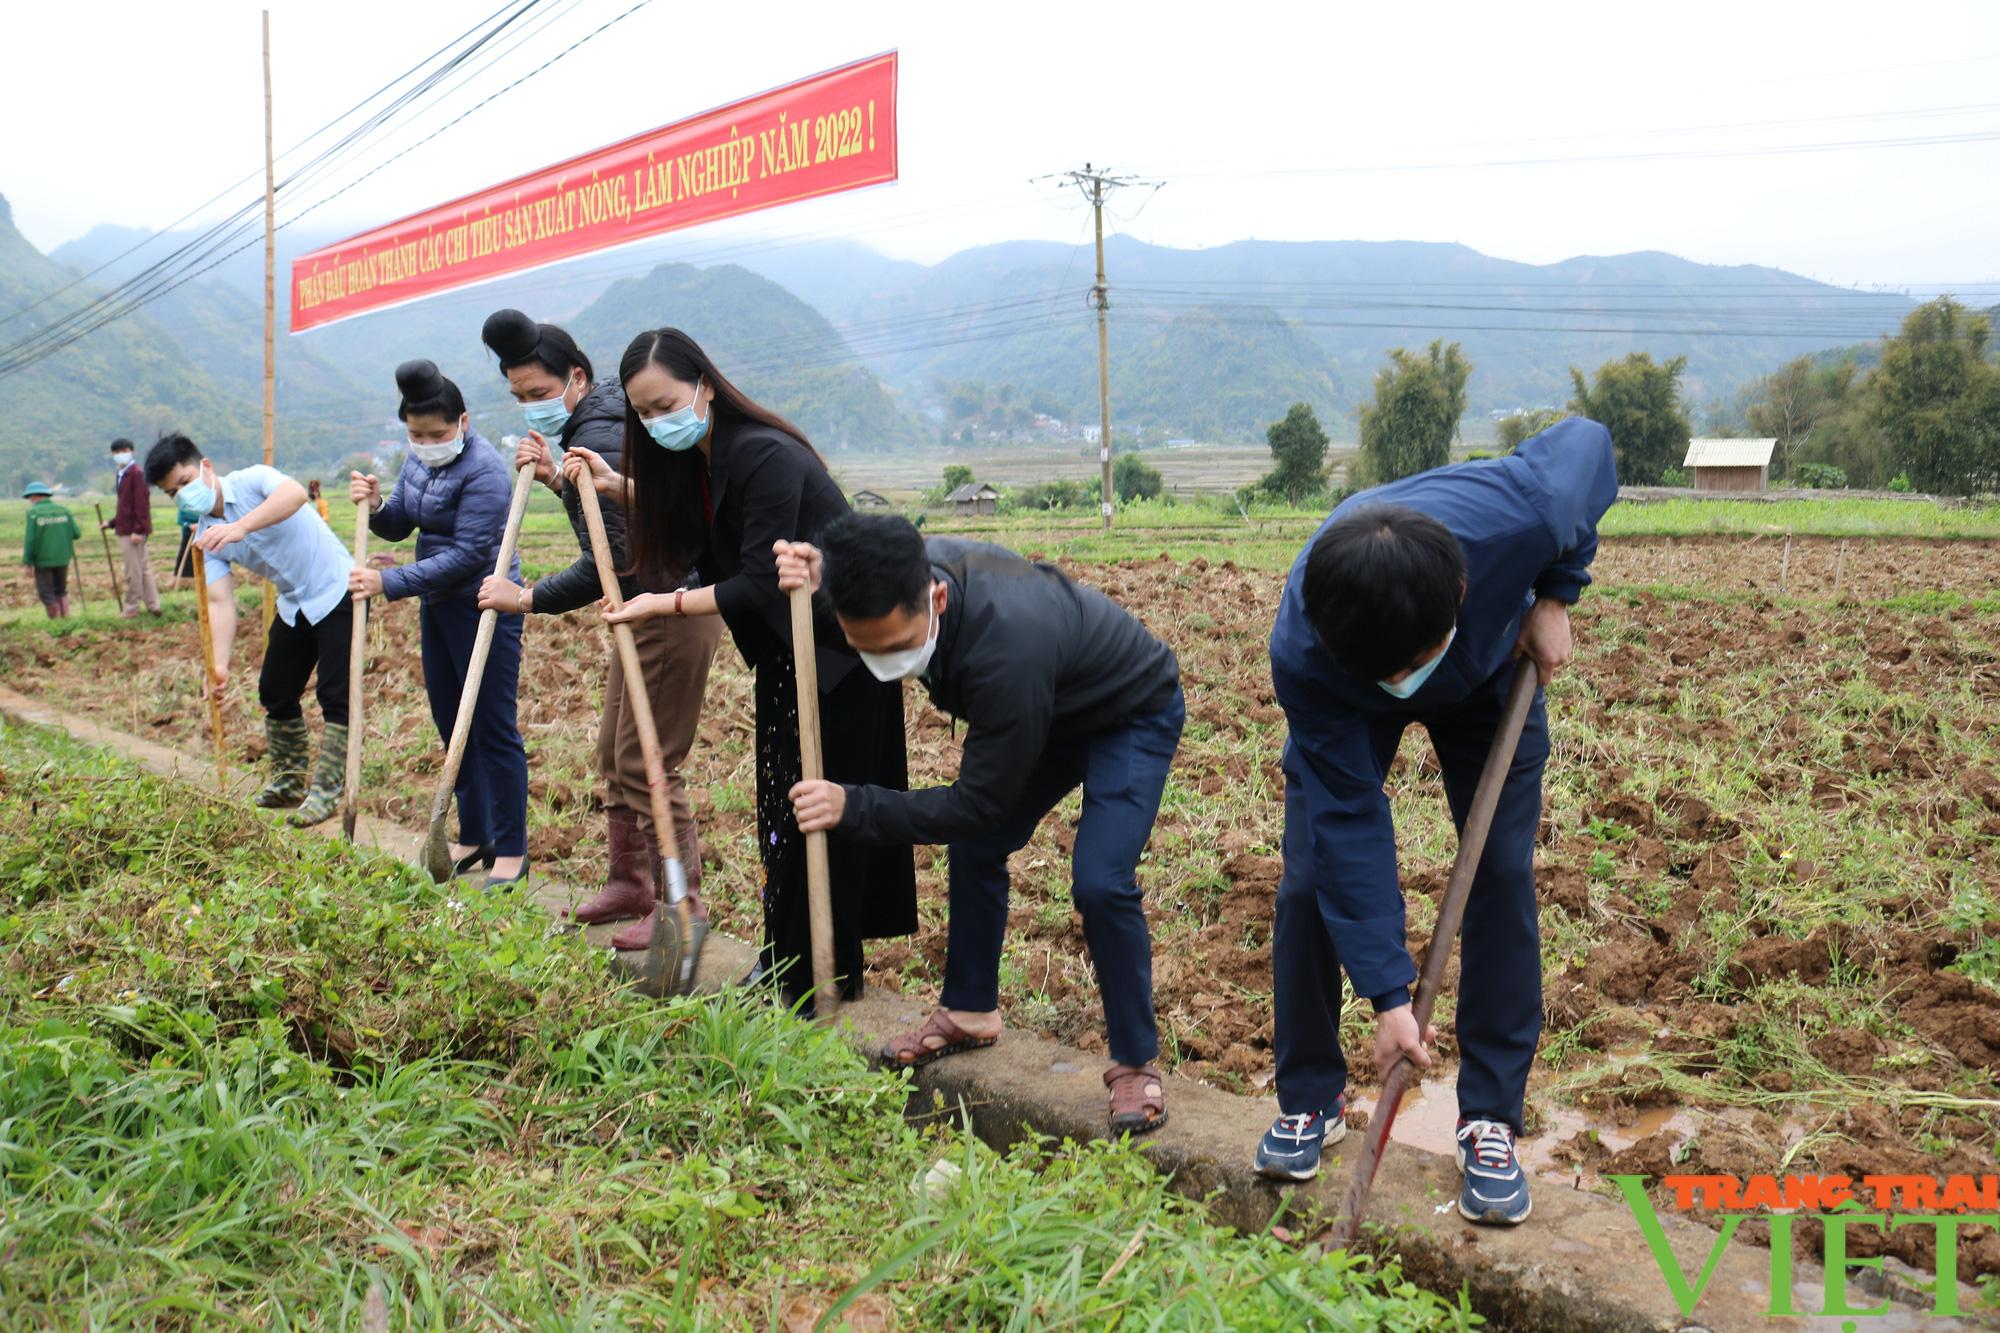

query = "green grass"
[0, 722, 1473, 1330]
[1599, 496, 2000, 539]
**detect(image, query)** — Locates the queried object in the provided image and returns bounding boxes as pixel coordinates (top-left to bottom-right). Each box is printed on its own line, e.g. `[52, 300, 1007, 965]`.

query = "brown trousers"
[598, 612, 724, 849]
[120, 535, 160, 614]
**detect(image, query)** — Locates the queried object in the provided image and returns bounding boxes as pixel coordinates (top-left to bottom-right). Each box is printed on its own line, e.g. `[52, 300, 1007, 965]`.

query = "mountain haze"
[2, 186, 1931, 484]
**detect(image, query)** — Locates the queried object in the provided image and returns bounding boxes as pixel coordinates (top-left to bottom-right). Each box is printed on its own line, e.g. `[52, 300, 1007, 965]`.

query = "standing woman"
[349, 359, 530, 888]
[571, 328, 916, 1011]
[474, 309, 723, 954]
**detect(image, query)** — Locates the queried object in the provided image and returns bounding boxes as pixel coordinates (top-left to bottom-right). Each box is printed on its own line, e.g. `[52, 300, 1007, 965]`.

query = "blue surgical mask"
[521, 378, 577, 438]
[175, 464, 217, 524]
[409, 432, 465, 469]
[1378, 626, 1455, 699]
[640, 381, 710, 452]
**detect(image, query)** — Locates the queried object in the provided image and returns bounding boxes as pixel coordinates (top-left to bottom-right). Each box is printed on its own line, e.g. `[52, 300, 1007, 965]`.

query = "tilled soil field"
[5, 533, 1998, 1280]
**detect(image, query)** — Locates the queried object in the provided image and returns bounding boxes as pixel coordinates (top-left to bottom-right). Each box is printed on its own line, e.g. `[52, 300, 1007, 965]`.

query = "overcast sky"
[6, 0, 1998, 292]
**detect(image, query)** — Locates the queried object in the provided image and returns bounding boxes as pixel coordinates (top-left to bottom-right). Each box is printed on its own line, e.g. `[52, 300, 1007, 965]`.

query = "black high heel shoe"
[451, 844, 497, 877]
[483, 860, 530, 891]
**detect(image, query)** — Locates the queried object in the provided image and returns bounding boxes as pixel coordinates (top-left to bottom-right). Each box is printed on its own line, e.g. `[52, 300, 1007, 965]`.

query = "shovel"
[341, 500, 370, 842]
[419, 463, 536, 882]
[571, 466, 698, 997]
[1331, 663, 1539, 1247]
[788, 584, 839, 1019]
[189, 546, 228, 786]
[93, 503, 123, 606]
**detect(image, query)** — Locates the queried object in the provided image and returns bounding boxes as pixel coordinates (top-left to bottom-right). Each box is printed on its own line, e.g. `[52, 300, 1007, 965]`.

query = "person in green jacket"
[21, 482, 80, 618]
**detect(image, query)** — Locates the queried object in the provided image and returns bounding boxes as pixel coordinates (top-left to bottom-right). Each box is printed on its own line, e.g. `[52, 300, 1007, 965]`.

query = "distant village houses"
[946, 481, 1001, 515]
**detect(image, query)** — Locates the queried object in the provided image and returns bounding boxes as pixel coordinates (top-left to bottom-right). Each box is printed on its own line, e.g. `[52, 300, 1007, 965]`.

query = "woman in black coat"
[568, 328, 916, 1012]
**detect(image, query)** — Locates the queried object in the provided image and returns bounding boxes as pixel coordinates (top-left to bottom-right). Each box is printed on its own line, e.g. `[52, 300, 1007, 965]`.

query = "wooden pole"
[93, 503, 123, 606]
[260, 9, 278, 637]
[418, 464, 536, 882]
[1833, 539, 1847, 600]
[574, 476, 698, 996]
[189, 546, 228, 787]
[1779, 529, 1792, 594]
[788, 585, 838, 1017]
[69, 552, 87, 614]
[1333, 665, 1539, 1246]
[341, 501, 370, 842]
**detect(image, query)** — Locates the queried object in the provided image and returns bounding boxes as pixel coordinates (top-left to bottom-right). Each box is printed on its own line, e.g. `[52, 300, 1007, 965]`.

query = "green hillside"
[0, 196, 258, 494]
[567, 262, 922, 451]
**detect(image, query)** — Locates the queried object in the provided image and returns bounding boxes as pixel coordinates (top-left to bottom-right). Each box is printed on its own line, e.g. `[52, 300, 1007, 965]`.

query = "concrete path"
[2, 683, 1985, 1332]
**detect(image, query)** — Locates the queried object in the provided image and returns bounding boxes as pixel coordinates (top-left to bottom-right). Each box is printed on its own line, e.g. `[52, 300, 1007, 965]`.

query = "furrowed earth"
[5, 519, 1997, 1284]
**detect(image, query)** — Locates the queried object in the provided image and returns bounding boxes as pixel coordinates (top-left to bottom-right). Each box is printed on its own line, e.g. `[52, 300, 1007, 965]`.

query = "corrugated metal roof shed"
[1683, 438, 1776, 468]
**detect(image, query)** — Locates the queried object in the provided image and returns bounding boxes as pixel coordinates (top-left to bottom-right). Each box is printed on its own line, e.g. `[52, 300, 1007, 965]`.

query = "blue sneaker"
[1254, 1099, 1347, 1181]
[1455, 1118, 1532, 1224]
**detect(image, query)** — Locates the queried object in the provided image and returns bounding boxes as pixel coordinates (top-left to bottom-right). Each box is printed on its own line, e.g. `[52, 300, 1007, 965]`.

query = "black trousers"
[260, 597, 352, 726]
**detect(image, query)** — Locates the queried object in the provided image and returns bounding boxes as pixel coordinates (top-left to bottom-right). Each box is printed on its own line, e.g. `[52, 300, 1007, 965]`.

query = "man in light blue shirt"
[144, 432, 357, 825]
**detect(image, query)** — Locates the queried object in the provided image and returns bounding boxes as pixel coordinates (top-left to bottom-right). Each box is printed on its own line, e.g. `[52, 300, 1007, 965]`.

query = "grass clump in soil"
[0, 722, 1473, 1330]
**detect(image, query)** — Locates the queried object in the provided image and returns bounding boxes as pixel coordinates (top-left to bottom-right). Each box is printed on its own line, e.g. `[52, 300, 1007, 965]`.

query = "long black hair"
[395, 359, 467, 423]
[480, 307, 594, 383]
[619, 328, 817, 586]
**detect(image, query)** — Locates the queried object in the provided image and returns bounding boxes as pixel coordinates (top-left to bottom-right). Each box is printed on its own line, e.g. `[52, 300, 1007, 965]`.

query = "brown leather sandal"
[880, 1008, 1000, 1069]
[1105, 1063, 1168, 1134]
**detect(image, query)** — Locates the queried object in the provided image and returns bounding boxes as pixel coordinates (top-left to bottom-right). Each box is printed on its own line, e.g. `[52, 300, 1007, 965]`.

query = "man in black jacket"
[477, 310, 723, 955]
[780, 513, 1185, 1133]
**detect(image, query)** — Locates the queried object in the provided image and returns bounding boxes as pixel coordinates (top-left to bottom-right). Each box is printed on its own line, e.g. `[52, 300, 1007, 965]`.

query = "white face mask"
[409, 431, 465, 469]
[1378, 626, 1455, 699]
[857, 589, 940, 682]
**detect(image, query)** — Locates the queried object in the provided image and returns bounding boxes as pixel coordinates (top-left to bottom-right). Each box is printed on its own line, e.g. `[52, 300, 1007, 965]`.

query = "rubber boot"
[57, 597, 71, 619]
[572, 807, 655, 925]
[611, 816, 705, 952]
[289, 723, 347, 826]
[256, 716, 310, 808]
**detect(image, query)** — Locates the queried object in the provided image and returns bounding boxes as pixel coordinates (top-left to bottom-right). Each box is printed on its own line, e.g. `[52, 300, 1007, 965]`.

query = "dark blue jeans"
[1273, 664, 1548, 1132]
[419, 594, 528, 859]
[941, 687, 1185, 1068]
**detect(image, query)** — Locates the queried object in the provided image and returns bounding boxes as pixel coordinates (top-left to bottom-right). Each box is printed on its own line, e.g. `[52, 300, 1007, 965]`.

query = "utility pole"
[1058, 164, 1153, 529]
[260, 10, 278, 633]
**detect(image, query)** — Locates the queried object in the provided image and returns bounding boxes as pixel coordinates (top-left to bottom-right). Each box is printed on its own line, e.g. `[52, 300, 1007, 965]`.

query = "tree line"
[1250, 296, 2000, 500]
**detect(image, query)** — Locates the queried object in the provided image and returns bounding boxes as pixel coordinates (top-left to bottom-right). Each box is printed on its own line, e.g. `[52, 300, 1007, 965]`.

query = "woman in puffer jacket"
[349, 359, 529, 890]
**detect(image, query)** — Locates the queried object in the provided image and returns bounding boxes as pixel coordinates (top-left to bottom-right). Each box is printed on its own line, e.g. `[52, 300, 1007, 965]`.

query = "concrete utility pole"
[260, 10, 278, 633]
[1058, 164, 1153, 530]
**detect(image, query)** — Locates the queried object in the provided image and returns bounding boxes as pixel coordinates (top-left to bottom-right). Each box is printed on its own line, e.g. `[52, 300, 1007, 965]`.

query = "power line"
[0, 0, 552, 375]
[0, 0, 632, 378]
[0, 0, 535, 330]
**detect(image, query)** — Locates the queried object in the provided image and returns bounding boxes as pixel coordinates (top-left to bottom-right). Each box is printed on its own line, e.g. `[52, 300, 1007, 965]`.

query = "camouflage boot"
[289, 722, 347, 826]
[256, 716, 310, 808]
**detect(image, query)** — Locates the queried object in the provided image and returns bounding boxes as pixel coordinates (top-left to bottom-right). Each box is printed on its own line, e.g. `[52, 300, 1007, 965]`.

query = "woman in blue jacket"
[348, 359, 528, 888]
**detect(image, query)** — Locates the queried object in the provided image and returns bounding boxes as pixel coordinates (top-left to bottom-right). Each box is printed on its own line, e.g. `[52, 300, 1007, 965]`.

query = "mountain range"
[0, 186, 1940, 489]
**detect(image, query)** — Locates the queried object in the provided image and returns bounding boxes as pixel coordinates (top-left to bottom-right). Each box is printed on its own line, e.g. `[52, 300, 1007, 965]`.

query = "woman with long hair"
[564, 329, 915, 1012]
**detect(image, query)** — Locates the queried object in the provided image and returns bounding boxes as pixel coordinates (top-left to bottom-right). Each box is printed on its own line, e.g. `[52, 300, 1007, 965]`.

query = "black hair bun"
[481, 308, 541, 363]
[395, 358, 446, 402]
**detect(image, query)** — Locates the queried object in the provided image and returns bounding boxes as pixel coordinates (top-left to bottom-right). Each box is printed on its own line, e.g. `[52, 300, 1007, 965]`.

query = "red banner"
[290, 52, 897, 332]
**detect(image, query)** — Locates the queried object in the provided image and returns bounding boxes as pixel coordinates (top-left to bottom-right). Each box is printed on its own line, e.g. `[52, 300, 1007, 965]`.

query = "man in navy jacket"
[1253, 417, 1618, 1227]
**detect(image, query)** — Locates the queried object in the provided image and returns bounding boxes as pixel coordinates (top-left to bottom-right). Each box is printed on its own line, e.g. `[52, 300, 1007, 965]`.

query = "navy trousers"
[419, 593, 528, 858]
[1272, 662, 1549, 1132]
[942, 687, 1185, 1068]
